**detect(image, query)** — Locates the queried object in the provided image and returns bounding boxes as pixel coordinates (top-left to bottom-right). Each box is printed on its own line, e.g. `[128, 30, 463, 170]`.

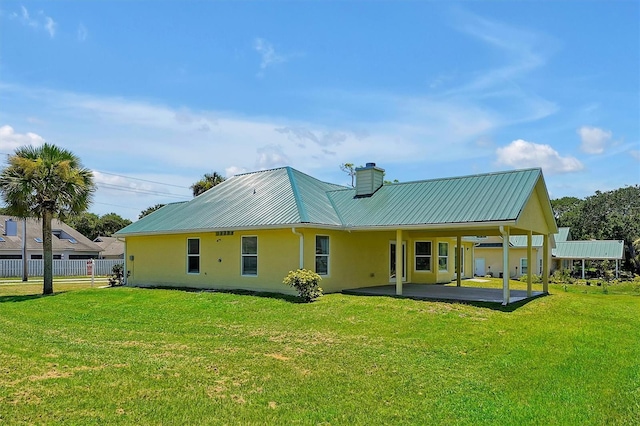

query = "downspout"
[292, 228, 304, 269]
[116, 236, 128, 285]
[499, 226, 510, 305]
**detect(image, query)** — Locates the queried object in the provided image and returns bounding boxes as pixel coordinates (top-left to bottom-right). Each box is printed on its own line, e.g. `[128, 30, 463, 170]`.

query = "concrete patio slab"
[343, 284, 546, 304]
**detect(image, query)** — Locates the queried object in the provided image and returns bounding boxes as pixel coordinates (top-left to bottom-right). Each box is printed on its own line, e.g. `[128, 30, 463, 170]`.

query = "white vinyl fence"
[0, 259, 122, 278]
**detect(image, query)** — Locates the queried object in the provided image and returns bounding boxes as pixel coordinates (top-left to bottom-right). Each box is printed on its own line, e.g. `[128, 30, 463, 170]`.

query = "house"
[0, 215, 102, 260]
[94, 236, 125, 259]
[474, 234, 549, 278]
[474, 226, 624, 279]
[115, 164, 558, 304]
[552, 227, 624, 278]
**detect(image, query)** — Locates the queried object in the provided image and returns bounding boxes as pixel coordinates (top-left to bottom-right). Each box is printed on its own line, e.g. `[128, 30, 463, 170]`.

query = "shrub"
[283, 269, 323, 302]
[551, 269, 573, 284]
[519, 274, 542, 283]
[108, 263, 129, 287]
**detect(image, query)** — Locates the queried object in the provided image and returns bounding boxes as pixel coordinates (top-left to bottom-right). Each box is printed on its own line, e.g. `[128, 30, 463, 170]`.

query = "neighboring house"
[553, 232, 624, 278]
[115, 164, 558, 303]
[0, 215, 102, 260]
[94, 236, 125, 259]
[474, 226, 624, 278]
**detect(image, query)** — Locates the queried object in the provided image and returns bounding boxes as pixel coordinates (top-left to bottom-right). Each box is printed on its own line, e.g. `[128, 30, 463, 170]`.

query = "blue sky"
[1, 1, 638, 221]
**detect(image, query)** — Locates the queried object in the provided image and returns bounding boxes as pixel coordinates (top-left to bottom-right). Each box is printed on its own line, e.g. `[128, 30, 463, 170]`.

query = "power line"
[94, 170, 189, 189]
[92, 202, 145, 211]
[96, 183, 191, 199]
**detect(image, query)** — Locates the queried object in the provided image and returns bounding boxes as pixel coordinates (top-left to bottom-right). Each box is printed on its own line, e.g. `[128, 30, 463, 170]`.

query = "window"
[315, 236, 329, 275]
[31, 254, 43, 259]
[34, 237, 42, 243]
[187, 238, 200, 274]
[415, 241, 432, 271]
[241, 236, 258, 276]
[438, 242, 448, 271]
[520, 258, 528, 274]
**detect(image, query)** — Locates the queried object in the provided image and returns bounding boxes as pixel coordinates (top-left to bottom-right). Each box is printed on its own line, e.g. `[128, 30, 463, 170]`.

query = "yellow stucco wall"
[516, 186, 552, 235]
[473, 236, 546, 278]
[125, 228, 475, 293]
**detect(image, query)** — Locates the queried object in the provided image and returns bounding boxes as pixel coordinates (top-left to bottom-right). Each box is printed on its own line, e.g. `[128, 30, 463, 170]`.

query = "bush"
[283, 269, 323, 302]
[519, 274, 542, 283]
[108, 263, 129, 287]
[551, 269, 573, 284]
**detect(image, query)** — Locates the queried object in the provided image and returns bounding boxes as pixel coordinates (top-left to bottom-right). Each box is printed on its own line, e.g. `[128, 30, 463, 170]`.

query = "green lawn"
[0, 280, 638, 425]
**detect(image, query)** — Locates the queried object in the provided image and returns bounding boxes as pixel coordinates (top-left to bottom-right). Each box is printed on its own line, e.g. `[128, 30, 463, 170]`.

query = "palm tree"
[0, 143, 95, 295]
[190, 171, 225, 197]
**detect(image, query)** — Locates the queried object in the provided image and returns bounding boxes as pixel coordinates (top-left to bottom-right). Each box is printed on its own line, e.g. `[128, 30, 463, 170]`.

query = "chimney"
[4, 219, 18, 236]
[355, 162, 384, 197]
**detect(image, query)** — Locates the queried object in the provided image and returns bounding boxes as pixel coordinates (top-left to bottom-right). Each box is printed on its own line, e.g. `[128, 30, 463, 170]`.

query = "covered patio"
[343, 283, 546, 304]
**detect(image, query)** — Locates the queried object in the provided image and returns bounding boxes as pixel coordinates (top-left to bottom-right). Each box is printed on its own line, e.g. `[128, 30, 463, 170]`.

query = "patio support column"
[615, 259, 619, 279]
[500, 226, 510, 305]
[542, 234, 549, 293]
[527, 230, 533, 297]
[456, 235, 462, 287]
[581, 259, 585, 279]
[396, 229, 403, 296]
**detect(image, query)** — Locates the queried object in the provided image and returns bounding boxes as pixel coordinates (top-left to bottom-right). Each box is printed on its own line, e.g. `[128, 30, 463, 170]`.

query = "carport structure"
[554, 240, 625, 279]
[328, 167, 559, 305]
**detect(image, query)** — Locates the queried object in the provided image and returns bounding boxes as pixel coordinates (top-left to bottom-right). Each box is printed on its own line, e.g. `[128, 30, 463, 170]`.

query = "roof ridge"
[232, 166, 289, 177]
[384, 168, 543, 187]
[286, 167, 309, 223]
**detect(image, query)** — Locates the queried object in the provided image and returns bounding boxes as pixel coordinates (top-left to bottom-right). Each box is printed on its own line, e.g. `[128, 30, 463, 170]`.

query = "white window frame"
[187, 238, 200, 274]
[241, 236, 258, 276]
[520, 258, 528, 275]
[414, 240, 432, 272]
[438, 242, 449, 272]
[315, 235, 330, 276]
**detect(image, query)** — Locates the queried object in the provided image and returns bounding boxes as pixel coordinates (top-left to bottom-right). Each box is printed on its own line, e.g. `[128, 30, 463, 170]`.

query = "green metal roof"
[116, 167, 547, 236]
[553, 240, 624, 260]
[555, 227, 570, 243]
[327, 168, 542, 227]
[116, 167, 345, 235]
[509, 235, 544, 247]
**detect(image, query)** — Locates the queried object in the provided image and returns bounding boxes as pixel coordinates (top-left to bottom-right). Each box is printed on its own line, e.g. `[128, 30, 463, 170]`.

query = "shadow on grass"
[140, 285, 307, 304]
[0, 291, 68, 304]
[344, 292, 549, 312]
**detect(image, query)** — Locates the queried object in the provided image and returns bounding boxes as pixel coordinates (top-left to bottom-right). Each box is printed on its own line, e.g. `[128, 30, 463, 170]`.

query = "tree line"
[551, 185, 640, 273]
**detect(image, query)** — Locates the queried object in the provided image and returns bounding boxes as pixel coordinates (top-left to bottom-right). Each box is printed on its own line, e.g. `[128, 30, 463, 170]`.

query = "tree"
[96, 213, 132, 238]
[66, 212, 99, 239]
[339, 163, 356, 187]
[139, 203, 166, 219]
[190, 172, 225, 197]
[0, 143, 95, 295]
[551, 185, 640, 273]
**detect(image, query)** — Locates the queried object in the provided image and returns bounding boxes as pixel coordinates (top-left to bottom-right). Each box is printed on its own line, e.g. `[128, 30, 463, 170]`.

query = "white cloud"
[0, 125, 46, 151]
[225, 166, 248, 178]
[630, 150, 640, 161]
[253, 38, 286, 73]
[44, 16, 56, 37]
[77, 23, 88, 42]
[495, 139, 583, 175]
[10, 5, 56, 38]
[256, 145, 290, 169]
[578, 126, 612, 154]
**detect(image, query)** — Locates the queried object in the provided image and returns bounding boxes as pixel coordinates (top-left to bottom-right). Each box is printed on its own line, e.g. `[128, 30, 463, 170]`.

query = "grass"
[0, 279, 638, 425]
